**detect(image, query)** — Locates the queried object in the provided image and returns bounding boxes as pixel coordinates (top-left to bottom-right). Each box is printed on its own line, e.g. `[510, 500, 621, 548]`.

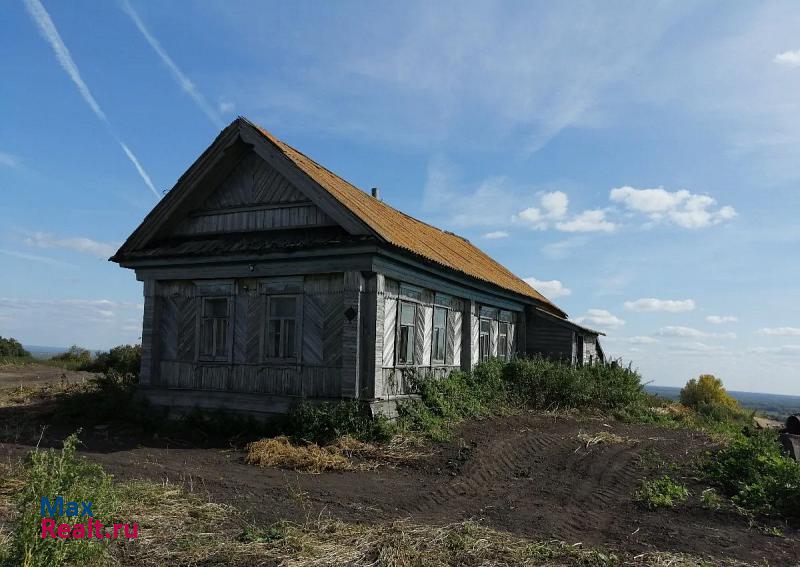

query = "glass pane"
[406, 327, 415, 363]
[204, 298, 228, 317]
[201, 319, 214, 355]
[433, 329, 445, 362]
[397, 327, 409, 363]
[434, 307, 446, 328]
[400, 302, 415, 326]
[480, 318, 490, 334]
[284, 319, 296, 358]
[498, 336, 508, 359]
[270, 297, 296, 318]
[215, 319, 228, 356]
[267, 320, 280, 358]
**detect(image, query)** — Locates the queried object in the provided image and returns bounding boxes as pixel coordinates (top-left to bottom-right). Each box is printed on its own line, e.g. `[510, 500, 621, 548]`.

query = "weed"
[634, 475, 690, 509]
[700, 488, 723, 511]
[701, 431, 800, 523]
[2, 433, 117, 567]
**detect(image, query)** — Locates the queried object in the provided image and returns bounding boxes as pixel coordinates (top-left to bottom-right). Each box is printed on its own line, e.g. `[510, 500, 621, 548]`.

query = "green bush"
[85, 344, 142, 376]
[398, 357, 646, 439]
[50, 345, 93, 367]
[3, 433, 117, 567]
[0, 336, 31, 358]
[702, 432, 800, 522]
[634, 475, 689, 509]
[287, 401, 395, 445]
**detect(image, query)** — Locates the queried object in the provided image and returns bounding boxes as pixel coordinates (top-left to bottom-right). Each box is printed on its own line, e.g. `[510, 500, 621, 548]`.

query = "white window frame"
[431, 306, 448, 365]
[479, 317, 492, 362]
[396, 300, 417, 366]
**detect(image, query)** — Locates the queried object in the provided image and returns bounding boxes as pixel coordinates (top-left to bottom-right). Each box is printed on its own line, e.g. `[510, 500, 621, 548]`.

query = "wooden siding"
[172, 152, 334, 236]
[153, 274, 344, 399]
[159, 361, 341, 397]
[527, 311, 575, 362]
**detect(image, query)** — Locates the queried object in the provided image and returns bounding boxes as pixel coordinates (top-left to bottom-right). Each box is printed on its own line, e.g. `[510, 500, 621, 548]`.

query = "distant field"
[646, 385, 800, 420]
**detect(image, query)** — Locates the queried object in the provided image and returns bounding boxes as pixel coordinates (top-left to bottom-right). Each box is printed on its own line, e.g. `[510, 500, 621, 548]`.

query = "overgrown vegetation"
[396, 358, 645, 440]
[634, 475, 690, 510]
[702, 431, 800, 523]
[0, 337, 30, 359]
[1, 433, 117, 567]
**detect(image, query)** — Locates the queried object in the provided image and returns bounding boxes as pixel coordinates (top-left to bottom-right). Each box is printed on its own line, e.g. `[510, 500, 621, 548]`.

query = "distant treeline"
[0, 337, 141, 377]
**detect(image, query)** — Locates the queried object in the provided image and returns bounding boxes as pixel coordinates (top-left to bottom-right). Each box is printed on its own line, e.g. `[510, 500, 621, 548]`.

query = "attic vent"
[371, 187, 380, 200]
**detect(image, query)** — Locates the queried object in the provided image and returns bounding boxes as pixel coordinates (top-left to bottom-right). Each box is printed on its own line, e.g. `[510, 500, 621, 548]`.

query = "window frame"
[479, 317, 492, 362]
[198, 295, 233, 362]
[396, 300, 417, 366]
[431, 306, 448, 365]
[497, 320, 510, 361]
[262, 293, 302, 364]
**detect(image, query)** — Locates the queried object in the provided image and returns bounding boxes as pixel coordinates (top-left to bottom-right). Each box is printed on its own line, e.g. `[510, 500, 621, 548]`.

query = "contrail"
[23, 0, 161, 200]
[121, 0, 223, 128]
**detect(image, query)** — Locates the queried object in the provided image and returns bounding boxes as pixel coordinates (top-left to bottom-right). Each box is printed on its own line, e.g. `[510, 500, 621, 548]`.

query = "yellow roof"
[251, 121, 564, 315]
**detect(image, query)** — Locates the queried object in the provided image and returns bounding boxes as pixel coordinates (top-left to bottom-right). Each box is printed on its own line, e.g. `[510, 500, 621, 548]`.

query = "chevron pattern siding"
[446, 310, 461, 366]
[177, 297, 197, 363]
[413, 303, 425, 365]
[382, 297, 396, 367]
[246, 294, 264, 363]
[302, 294, 324, 365]
[158, 296, 178, 361]
[421, 305, 432, 366]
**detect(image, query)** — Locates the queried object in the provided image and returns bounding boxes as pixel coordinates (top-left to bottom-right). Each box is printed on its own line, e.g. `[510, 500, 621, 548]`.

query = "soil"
[0, 365, 797, 565]
[0, 363, 94, 390]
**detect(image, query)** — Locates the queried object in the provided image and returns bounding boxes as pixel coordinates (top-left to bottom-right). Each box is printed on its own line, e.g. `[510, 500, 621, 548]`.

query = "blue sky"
[2, 0, 800, 394]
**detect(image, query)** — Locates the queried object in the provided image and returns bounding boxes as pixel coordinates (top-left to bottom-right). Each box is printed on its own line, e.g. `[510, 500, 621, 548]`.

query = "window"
[200, 297, 230, 361]
[432, 307, 447, 364]
[265, 296, 297, 360]
[397, 301, 416, 365]
[479, 318, 491, 361]
[498, 321, 509, 361]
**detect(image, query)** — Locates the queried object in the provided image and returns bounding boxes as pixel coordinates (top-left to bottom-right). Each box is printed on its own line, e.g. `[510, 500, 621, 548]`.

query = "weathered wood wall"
[526, 310, 576, 363]
[173, 153, 334, 236]
[375, 276, 520, 398]
[152, 273, 345, 399]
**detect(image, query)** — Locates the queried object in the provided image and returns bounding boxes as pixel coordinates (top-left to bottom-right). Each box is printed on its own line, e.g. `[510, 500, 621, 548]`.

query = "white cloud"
[23, 0, 159, 199]
[23, 232, 117, 259]
[514, 191, 569, 229]
[668, 342, 727, 353]
[523, 277, 571, 299]
[482, 230, 509, 239]
[656, 326, 736, 339]
[624, 298, 695, 312]
[218, 100, 235, 114]
[0, 151, 20, 168]
[748, 345, 800, 355]
[757, 327, 800, 336]
[627, 336, 658, 344]
[609, 186, 736, 229]
[540, 191, 568, 219]
[121, 0, 223, 128]
[574, 308, 625, 330]
[775, 50, 800, 66]
[706, 315, 738, 324]
[541, 237, 587, 259]
[555, 209, 616, 233]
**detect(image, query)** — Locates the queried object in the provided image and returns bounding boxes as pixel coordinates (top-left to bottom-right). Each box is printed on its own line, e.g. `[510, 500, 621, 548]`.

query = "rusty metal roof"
[249, 120, 564, 315]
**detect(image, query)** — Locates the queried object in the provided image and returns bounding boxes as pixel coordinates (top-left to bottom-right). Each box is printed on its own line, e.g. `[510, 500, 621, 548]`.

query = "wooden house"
[112, 118, 604, 416]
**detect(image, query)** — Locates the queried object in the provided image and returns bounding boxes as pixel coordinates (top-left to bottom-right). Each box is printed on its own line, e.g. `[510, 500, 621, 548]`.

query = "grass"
[634, 476, 690, 510]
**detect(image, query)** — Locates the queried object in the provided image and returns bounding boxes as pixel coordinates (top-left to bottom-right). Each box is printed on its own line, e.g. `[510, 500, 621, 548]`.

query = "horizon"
[2, 1, 800, 395]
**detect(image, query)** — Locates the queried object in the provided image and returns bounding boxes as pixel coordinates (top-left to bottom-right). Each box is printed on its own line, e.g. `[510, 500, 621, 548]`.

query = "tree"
[0, 336, 31, 358]
[680, 374, 739, 411]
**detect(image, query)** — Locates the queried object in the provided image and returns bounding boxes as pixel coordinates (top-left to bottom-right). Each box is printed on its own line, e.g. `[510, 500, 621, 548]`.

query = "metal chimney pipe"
[371, 187, 380, 200]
